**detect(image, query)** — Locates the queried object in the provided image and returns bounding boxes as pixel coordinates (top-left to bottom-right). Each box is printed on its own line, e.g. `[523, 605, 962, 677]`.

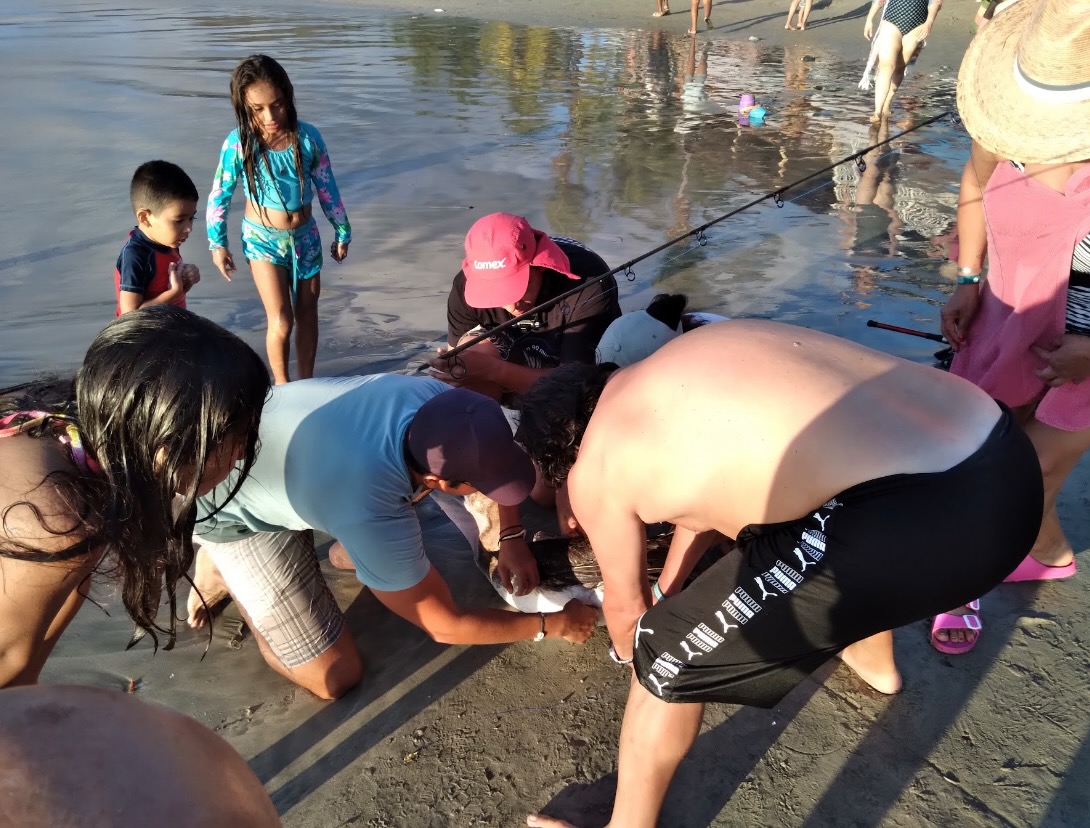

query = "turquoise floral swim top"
[206, 121, 352, 249]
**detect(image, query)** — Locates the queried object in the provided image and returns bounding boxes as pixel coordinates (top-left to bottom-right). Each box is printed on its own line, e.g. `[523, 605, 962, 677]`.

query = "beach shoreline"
[333, 0, 980, 73]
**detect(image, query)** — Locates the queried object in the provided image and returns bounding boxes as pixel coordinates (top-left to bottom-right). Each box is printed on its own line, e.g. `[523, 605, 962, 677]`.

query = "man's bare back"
[576, 320, 1001, 538]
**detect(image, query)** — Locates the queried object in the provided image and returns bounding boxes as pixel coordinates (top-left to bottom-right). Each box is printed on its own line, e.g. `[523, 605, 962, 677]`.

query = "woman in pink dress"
[935, 0, 1090, 653]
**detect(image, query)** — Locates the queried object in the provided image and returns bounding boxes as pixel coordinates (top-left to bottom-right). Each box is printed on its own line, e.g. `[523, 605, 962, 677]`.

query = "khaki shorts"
[195, 529, 343, 668]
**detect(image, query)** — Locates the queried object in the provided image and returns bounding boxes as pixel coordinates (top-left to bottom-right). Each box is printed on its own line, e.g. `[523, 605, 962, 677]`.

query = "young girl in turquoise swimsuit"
[0, 306, 270, 686]
[207, 54, 352, 385]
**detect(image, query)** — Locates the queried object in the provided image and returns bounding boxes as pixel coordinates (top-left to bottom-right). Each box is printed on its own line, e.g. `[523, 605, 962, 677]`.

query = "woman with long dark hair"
[0, 306, 270, 686]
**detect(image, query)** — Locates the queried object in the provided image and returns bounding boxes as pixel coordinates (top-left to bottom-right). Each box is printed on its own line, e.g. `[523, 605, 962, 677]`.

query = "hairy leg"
[250, 260, 294, 384]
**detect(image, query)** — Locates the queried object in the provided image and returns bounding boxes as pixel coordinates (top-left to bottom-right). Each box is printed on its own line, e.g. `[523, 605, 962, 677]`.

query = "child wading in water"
[207, 54, 352, 384]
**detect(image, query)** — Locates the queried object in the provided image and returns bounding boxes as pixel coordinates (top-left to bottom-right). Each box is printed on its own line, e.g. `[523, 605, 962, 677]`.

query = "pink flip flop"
[1003, 554, 1077, 583]
[930, 599, 982, 655]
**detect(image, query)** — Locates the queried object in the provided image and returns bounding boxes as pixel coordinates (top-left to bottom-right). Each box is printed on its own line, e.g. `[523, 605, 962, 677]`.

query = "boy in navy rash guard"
[114, 160, 201, 316]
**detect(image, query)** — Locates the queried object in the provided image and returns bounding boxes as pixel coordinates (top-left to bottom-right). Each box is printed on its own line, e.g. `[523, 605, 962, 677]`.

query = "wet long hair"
[516, 362, 616, 489]
[74, 306, 271, 650]
[229, 54, 306, 221]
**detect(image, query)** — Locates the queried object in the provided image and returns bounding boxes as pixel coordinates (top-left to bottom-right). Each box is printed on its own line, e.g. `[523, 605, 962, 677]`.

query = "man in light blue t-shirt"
[189, 374, 597, 699]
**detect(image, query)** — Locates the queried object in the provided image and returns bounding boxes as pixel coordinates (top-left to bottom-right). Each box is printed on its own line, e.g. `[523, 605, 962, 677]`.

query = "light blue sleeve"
[207, 130, 243, 249]
[303, 123, 352, 245]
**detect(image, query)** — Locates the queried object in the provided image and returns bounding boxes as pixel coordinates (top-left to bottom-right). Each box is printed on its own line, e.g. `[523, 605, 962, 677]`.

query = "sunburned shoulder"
[0, 437, 94, 559]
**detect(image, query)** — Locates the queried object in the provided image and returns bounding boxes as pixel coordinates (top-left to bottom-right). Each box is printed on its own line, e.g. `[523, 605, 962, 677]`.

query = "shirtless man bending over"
[515, 320, 1043, 828]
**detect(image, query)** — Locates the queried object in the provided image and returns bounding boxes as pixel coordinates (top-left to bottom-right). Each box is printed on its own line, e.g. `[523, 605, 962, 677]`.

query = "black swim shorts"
[631, 408, 1043, 708]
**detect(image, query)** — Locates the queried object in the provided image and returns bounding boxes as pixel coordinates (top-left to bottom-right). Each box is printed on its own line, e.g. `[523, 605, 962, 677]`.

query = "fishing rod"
[865, 319, 947, 344]
[439, 109, 955, 370]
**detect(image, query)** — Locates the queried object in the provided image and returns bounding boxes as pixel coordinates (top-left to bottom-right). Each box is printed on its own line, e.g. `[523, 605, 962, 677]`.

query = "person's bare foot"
[186, 547, 230, 629]
[687, 26, 697, 33]
[328, 540, 354, 570]
[704, 15, 713, 27]
[838, 642, 903, 695]
[786, 23, 796, 29]
[527, 815, 578, 828]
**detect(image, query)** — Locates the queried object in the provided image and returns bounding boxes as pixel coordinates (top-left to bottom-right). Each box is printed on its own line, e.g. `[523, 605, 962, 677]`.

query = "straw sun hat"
[957, 0, 1090, 164]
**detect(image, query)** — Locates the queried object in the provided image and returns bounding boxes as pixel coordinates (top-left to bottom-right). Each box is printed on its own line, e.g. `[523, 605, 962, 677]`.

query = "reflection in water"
[0, 0, 964, 383]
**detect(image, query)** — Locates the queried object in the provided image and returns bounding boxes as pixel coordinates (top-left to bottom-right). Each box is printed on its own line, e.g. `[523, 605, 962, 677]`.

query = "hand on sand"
[554, 599, 598, 644]
[186, 546, 231, 629]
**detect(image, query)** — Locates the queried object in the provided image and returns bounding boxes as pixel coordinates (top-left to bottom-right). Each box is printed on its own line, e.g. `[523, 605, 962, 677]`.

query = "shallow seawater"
[0, 0, 967, 384]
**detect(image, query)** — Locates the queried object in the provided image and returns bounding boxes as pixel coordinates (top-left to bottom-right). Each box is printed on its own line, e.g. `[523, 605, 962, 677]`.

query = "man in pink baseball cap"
[429, 213, 620, 400]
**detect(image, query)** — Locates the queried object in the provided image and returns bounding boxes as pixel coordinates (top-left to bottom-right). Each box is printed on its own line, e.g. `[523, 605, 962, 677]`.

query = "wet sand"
[23, 0, 1090, 825]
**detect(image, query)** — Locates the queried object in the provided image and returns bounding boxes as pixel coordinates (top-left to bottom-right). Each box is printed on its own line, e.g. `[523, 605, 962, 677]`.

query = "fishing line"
[438, 109, 955, 374]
